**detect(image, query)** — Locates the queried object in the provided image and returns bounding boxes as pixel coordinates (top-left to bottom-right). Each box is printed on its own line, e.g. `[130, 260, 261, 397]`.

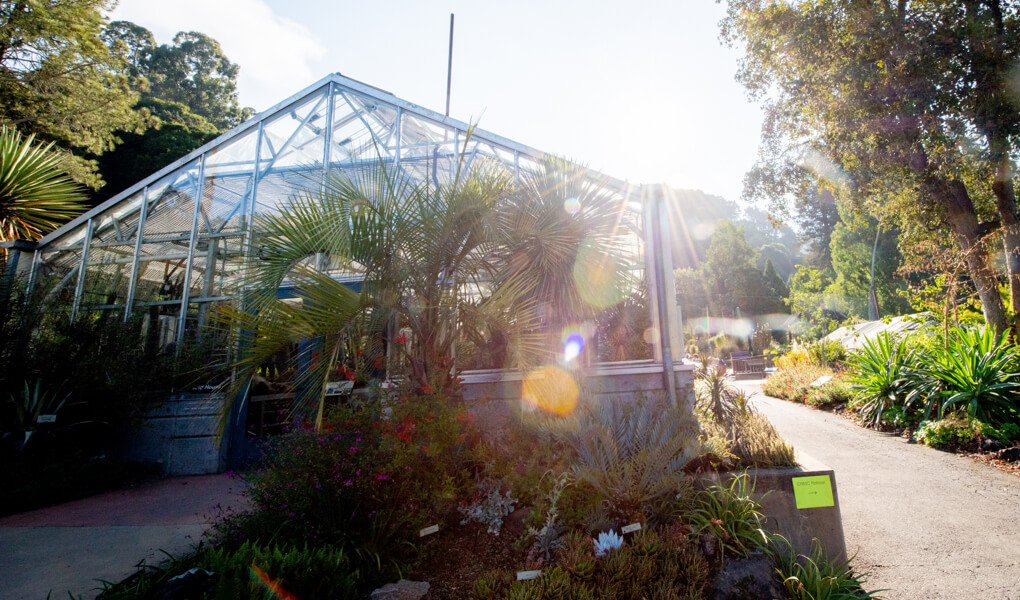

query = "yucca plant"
[0, 126, 87, 243]
[688, 473, 769, 558]
[774, 536, 883, 600]
[845, 332, 911, 427]
[904, 326, 1020, 426]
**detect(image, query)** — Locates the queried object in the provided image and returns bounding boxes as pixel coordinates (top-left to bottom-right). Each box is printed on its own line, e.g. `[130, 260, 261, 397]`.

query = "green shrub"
[775, 538, 883, 600]
[904, 326, 1020, 427]
[726, 412, 798, 468]
[915, 415, 983, 449]
[762, 363, 846, 407]
[220, 390, 478, 582]
[982, 421, 1020, 443]
[806, 339, 847, 368]
[688, 474, 768, 558]
[846, 332, 911, 427]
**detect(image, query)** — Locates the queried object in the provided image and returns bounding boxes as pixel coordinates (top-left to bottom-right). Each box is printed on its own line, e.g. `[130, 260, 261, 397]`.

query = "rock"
[981, 437, 1004, 452]
[371, 579, 430, 600]
[710, 552, 784, 600]
[997, 447, 1020, 462]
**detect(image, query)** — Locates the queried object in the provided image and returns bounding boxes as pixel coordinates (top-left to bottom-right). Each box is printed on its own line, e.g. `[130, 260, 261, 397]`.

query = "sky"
[108, 0, 764, 205]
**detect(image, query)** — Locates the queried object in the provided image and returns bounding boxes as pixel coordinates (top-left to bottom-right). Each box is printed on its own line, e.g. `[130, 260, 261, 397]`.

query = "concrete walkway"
[735, 379, 1020, 600]
[0, 474, 248, 600]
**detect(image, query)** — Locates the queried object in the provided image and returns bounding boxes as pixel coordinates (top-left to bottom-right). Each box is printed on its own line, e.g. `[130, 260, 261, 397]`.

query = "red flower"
[345, 371, 356, 381]
[396, 333, 408, 344]
[356, 348, 364, 356]
[422, 385, 433, 393]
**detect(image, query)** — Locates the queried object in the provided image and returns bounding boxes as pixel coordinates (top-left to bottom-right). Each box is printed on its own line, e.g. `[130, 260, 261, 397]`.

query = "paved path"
[0, 474, 248, 600]
[735, 379, 1020, 600]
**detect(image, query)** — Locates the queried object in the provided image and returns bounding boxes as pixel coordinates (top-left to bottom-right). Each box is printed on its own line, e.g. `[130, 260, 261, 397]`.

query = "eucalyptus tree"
[722, 0, 1020, 334]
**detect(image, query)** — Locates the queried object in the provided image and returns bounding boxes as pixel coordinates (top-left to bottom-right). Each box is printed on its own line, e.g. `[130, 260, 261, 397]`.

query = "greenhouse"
[3, 73, 690, 443]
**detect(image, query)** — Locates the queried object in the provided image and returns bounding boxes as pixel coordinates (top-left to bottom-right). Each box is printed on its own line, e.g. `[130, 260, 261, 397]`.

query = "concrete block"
[699, 452, 847, 563]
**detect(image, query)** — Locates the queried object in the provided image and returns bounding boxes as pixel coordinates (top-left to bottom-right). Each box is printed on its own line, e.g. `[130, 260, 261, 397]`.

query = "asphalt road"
[735, 379, 1020, 600]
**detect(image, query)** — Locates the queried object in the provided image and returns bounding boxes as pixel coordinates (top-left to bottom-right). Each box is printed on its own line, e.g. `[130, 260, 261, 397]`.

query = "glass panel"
[141, 159, 202, 243]
[81, 244, 134, 306]
[185, 235, 246, 300]
[254, 88, 329, 218]
[36, 248, 81, 305]
[202, 128, 258, 234]
[90, 190, 146, 245]
[329, 88, 399, 165]
[132, 255, 189, 305]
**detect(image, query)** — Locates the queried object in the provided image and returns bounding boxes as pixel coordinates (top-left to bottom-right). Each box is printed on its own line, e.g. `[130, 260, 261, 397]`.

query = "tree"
[92, 22, 250, 201]
[703, 220, 783, 317]
[0, 127, 87, 243]
[827, 216, 910, 319]
[0, 1, 143, 188]
[722, 0, 1020, 334]
[106, 23, 251, 130]
[92, 97, 219, 202]
[787, 265, 840, 339]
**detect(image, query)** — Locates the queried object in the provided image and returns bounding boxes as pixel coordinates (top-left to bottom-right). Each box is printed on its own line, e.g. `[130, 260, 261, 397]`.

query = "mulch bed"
[411, 507, 531, 600]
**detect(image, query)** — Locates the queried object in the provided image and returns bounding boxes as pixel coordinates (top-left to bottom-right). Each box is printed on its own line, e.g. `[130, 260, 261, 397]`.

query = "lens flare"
[522, 366, 579, 416]
[563, 333, 585, 361]
[573, 241, 627, 310]
[250, 563, 298, 600]
[564, 196, 581, 215]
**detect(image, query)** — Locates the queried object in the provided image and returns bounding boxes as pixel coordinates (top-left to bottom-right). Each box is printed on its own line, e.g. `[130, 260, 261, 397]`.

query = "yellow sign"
[792, 475, 834, 509]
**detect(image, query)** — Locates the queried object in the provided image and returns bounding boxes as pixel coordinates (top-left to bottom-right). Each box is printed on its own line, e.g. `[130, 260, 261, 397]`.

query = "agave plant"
[1, 379, 75, 451]
[845, 332, 911, 427]
[904, 326, 1020, 426]
[0, 126, 87, 243]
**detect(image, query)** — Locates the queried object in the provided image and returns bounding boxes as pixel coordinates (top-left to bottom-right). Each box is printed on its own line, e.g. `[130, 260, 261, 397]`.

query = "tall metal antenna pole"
[445, 13, 454, 117]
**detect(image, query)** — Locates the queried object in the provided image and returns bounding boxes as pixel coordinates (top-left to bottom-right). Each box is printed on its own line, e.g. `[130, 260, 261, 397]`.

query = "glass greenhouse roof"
[24, 73, 658, 348]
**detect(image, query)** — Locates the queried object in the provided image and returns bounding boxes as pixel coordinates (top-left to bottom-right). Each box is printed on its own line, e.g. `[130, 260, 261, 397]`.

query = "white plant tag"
[37, 415, 57, 424]
[621, 522, 642, 534]
[516, 570, 541, 581]
[419, 524, 439, 537]
[810, 375, 833, 387]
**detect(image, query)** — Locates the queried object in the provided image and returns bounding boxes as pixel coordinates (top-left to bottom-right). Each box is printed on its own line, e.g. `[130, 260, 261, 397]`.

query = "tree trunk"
[991, 155, 1020, 339]
[941, 178, 1009, 334]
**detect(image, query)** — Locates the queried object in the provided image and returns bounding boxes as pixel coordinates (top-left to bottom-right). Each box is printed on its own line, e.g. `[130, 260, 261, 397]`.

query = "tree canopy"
[0, 0, 143, 189]
[722, 0, 1020, 334]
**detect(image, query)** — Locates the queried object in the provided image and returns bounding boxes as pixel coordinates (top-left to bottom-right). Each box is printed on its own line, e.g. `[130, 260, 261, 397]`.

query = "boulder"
[371, 579, 430, 600]
[710, 552, 784, 600]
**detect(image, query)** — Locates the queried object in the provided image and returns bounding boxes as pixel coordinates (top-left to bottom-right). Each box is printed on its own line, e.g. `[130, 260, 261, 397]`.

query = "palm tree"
[0, 127, 87, 244]
[494, 158, 634, 359]
[215, 149, 545, 428]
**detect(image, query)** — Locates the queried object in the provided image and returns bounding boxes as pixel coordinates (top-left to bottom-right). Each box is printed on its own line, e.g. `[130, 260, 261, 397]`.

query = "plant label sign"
[809, 375, 833, 387]
[37, 415, 57, 424]
[792, 475, 834, 509]
[516, 570, 541, 581]
[621, 522, 642, 534]
[419, 524, 439, 537]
